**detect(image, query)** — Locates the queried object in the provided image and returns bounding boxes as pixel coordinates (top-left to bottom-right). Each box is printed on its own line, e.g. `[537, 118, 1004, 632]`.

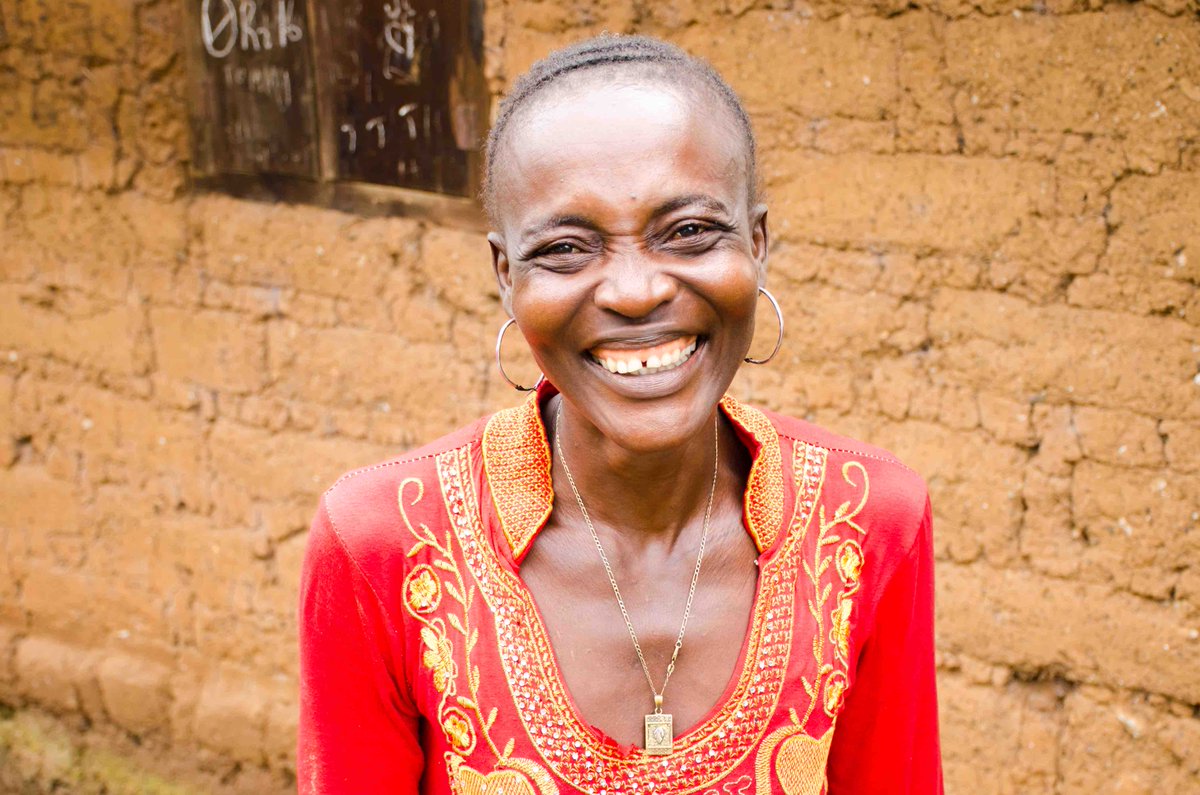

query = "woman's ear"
[750, 204, 769, 286]
[489, 231, 514, 316]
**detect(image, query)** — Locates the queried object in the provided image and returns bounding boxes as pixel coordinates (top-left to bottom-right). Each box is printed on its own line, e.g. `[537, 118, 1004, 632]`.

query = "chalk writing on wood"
[186, 0, 320, 177]
[314, 0, 487, 196]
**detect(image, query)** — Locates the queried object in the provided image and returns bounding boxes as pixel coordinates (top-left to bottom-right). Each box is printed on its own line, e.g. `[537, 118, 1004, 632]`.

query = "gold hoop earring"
[744, 286, 784, 365]
[495, 318, 545, 392]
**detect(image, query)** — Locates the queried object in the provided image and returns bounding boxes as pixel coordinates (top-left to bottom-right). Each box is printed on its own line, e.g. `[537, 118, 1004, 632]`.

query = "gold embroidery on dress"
[438, 437, 828, 793]
[756, 458, 869, 793]
[701, 773, 752, 795]
[406, 564, 443, 614]
[718, 396, 786, 551]
[481, 394, 554, 561]
[447, 756, 557, 795]
[754, 712, 834, 795]
[798, 460, 870, 727]
[398, 476, 557, 793]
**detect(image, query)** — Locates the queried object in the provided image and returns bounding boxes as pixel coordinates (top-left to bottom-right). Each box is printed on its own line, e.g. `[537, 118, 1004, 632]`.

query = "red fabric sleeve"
[825, 496, 943, 794]
[297, 496, 425, 793]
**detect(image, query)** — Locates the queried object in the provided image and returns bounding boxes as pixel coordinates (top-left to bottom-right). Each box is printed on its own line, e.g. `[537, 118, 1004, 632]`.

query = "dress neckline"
[438, 411, 830, 787]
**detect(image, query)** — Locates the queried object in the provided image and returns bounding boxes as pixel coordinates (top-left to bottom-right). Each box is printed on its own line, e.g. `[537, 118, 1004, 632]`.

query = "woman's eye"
[672, 223, 708, 239]
[543, 242, 579, 255]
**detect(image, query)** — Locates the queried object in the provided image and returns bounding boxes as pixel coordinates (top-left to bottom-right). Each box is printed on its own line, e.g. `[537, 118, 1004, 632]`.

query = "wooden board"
[311, 0, 487, 197]
[183, 0, 321, 178]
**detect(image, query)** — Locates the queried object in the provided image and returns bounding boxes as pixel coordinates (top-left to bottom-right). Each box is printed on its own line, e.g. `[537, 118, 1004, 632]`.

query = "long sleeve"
[297, 496, 425, 793]
[825, 496, 943, 794]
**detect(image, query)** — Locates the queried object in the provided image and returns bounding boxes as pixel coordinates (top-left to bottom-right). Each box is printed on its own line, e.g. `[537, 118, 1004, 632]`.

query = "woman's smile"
[589, 334, 698, 376]
[583, 335, 707, 401]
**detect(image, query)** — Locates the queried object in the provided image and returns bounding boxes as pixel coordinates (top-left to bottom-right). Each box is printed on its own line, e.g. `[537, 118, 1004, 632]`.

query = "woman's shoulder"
[757, 404, 924, 478]
[755, 405, 931, 551]
[315, 416, 488, 557]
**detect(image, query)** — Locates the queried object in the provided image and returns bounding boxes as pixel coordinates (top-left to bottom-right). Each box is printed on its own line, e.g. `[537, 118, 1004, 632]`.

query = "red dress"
[298, 389, 943, 794]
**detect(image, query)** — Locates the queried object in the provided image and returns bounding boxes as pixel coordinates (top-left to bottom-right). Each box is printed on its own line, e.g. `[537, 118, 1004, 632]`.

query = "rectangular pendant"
[644, 712, 674, 756]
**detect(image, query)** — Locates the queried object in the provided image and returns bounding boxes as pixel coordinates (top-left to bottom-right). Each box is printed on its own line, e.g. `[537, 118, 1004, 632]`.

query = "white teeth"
[592, 340, 700, 376]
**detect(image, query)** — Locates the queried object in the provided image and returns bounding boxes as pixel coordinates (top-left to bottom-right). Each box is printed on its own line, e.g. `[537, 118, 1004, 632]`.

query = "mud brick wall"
[1, 0, 1198, 792]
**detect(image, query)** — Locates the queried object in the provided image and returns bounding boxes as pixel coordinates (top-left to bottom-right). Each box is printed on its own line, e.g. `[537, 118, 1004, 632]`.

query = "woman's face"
[489, 80, 768, 453]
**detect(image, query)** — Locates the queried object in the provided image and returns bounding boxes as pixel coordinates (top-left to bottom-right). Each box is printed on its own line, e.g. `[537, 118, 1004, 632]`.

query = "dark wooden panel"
[312, 0, 487, 197]
[183, 0, 320, 178]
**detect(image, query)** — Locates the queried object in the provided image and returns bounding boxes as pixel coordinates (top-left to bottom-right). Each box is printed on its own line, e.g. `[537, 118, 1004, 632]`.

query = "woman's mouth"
[587, 335, 699, 376]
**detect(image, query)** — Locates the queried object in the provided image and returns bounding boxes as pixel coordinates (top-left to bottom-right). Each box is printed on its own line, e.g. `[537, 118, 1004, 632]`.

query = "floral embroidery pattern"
[406, 564, 442, 613]
[799, 460, 870, 724]
[822, 672, 847, 717]
[755, 457, 870, 793]
[398, 477, 557, 794]
[829, 597, 853, 662]
[441, 707, 477, 755]
[420, 625, 456, 693]
[835, 540, 863, 585]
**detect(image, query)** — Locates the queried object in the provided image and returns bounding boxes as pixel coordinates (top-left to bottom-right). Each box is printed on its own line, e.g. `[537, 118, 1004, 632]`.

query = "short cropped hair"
[483, 34, 758, 220]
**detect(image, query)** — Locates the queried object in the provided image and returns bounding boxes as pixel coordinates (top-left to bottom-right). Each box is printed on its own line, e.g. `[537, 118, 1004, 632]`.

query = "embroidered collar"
[481, 383, 785, 563]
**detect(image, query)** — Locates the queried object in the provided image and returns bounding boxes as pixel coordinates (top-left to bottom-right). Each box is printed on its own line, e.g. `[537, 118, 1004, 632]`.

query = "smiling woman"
[298, 34, 943, 795]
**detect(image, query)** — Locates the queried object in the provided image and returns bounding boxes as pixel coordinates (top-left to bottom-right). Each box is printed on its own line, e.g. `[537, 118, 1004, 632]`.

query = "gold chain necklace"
[553, 399, 720, 756]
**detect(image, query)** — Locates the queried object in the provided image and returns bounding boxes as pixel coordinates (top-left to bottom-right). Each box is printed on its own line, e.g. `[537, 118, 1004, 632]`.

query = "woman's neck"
[547, 394, 745, 549]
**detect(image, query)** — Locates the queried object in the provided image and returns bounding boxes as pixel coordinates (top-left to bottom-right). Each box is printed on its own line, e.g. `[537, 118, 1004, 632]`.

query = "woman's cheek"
[511, 276, 585, 353]
[697, 259, 759, 323]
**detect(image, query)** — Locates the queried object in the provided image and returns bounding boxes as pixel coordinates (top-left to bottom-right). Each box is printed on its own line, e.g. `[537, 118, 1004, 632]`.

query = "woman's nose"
[592, 253, 678, 319]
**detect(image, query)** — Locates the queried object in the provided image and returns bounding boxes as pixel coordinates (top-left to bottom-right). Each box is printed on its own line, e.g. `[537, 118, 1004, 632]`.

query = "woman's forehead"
[493, 82, 748, 228]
